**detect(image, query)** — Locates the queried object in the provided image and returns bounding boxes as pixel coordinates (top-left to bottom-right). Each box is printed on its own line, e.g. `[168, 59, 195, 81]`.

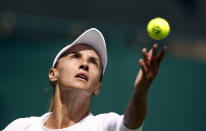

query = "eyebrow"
[71, 52, 79, 54]
[69, 51, 100, 63]
[63, 51, 79, 56]
[61, 51, 77, 57]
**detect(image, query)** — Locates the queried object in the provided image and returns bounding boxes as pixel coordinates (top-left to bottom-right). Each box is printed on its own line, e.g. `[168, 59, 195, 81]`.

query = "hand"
[134, 44, 167, 95]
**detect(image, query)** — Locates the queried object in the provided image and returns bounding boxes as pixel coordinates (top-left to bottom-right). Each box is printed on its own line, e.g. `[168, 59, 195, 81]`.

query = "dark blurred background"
[0, 0, 206, 130]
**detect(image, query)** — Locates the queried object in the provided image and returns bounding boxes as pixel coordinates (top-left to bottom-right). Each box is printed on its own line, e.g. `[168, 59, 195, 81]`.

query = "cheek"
[58, 62, 76, 80]
[90, 68, 101, 83]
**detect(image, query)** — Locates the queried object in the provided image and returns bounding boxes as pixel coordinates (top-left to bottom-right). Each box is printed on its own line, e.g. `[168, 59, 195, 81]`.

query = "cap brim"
[52, 28, 107, 74]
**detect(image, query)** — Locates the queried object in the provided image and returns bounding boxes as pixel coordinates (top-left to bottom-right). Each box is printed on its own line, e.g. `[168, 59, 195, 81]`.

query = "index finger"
[157, 46, 167, 66]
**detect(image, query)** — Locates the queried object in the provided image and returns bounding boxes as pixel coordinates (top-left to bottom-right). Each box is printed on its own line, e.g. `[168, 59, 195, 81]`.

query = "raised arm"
[124, 44, 167, 129]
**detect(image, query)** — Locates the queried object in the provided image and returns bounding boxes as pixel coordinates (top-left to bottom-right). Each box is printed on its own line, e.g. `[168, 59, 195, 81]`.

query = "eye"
[90, 58, 98, 65]
[71, 53, 80, 59]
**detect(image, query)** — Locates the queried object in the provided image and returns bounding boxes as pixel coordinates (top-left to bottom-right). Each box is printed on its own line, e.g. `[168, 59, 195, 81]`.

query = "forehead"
[63, 44, 100, 59]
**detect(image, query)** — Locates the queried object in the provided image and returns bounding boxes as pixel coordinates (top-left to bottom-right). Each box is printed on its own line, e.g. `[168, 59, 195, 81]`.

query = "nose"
[79, 60, 89, 71]
[80, 64, 89, 71]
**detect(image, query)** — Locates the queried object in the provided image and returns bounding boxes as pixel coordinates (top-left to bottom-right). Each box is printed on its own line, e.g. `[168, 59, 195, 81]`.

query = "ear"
[49, 68, 58, 82]
[94, 82, 102, 95]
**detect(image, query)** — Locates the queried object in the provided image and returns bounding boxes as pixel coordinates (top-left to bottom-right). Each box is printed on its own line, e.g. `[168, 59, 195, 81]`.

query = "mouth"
[75, 73, 88, 81]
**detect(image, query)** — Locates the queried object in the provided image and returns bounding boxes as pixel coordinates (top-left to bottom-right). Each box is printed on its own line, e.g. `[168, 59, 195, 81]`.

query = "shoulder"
[86, 112, 123, 129]
[82, 112, 122, 125]
[94, 112, 122, 119]
[3, 115, 41, 131]
[92, 112, 123, 123]
[90, 113, 143, 131]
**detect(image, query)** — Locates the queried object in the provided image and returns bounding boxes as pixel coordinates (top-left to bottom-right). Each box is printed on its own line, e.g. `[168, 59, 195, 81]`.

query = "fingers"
[148, 43, 157, 57]
[139, 59, 147, 74]
[152, 44, 158, 59]
[142, 44, 158, 70]
[142, 48, 150, 70]
[157, 46, 167, 66]
[140, 44, 167, 75]
[150, 44, 158, 68]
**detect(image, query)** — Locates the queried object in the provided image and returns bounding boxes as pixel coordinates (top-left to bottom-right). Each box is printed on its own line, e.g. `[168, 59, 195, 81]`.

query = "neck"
[44, 85, 92, 129]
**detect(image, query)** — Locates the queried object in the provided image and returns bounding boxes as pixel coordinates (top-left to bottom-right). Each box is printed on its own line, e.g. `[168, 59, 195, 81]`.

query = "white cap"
[52, 28, 107, 74]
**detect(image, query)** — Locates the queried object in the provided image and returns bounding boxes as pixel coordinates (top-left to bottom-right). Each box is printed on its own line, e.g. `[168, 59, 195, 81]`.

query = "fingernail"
[154, 43, 158, 48]
[142, 48, 147, 52]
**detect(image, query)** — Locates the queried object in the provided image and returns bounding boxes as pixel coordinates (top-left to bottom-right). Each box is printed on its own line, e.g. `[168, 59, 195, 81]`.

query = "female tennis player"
[3, 28, 166, 131]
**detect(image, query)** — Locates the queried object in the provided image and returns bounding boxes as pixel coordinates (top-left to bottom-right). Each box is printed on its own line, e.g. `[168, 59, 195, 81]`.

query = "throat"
[45, 85, 91, 129]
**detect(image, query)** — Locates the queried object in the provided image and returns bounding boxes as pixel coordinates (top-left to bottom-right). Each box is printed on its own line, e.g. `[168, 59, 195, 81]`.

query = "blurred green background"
[1, 0, 206, 130]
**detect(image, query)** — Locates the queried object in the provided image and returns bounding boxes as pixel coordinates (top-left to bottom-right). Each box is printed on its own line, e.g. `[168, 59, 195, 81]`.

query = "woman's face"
[52, 44, 102, 95]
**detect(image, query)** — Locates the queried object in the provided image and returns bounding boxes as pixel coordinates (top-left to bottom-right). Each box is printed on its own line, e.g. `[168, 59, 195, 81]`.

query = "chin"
[66, 82, 89, 90]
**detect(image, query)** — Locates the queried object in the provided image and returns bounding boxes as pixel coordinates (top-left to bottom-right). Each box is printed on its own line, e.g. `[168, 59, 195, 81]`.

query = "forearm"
[123, 44, 166, 129]
[124, 87, 148, 129]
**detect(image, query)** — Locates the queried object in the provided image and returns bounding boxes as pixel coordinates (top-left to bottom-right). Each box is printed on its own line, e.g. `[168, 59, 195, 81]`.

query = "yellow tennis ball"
[147, 17, 170, 40]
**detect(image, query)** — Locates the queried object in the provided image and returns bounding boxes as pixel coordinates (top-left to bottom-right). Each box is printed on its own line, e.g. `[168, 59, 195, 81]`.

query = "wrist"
[134, 86, 148, 99]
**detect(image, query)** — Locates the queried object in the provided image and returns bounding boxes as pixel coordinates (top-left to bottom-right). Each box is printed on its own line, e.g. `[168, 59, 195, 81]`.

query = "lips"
[75, 73, 88, 81]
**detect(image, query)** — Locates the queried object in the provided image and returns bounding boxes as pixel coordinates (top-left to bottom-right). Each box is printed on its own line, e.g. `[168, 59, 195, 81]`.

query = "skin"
[45, 44, 102, 129]
[45, 43, 167, 129]
[124, 44, 167, 128]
